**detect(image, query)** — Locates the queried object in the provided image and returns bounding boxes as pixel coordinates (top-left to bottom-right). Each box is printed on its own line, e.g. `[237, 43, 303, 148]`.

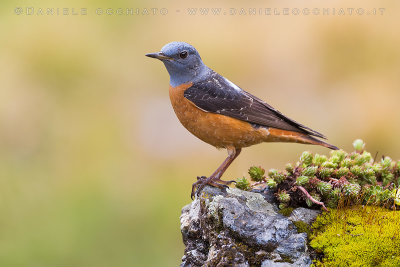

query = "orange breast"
[169, 83, 270, 149]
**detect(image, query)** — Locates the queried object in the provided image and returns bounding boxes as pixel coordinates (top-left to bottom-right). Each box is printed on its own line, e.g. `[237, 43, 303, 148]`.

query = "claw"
[189, 147, 242, 199]
[190, 189, 195, 200]
[190, 177, 234, 199]
[195, 185, 206, 197]
[191, 176, 209, 199]
[191, 182, 198, 200]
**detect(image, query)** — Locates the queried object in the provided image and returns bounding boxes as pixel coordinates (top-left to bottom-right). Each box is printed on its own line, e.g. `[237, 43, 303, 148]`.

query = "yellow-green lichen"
[310, 205, 400, 266]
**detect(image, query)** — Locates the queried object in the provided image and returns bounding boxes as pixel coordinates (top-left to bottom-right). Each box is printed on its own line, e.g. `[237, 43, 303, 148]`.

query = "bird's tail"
[302, 135, 339, 150]
[266, 128, 339, 150]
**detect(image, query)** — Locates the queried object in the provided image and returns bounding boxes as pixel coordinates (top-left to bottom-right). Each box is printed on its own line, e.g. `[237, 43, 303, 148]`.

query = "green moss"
[293, 220, 311, 236]
[278, 207, 294, 217]
[241, 139, 400, 211]
[276, 254, 294, 264]
[310, 205, 400, 266]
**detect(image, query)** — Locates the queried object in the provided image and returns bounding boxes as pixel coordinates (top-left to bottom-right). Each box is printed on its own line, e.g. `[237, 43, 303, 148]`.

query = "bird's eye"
[179, 51, 188, 59]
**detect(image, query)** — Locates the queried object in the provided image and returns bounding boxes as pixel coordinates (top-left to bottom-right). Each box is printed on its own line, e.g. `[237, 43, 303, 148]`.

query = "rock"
[180, 186, 316, 267]
[288, 208, 321, 225]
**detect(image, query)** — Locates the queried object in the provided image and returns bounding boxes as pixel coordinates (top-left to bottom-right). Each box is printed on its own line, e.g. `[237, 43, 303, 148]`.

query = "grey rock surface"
[180, 186, 317, 267]
[288, 207, 321, 225]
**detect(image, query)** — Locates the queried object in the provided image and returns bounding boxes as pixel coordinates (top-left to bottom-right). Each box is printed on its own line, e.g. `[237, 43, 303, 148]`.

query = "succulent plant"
[313, 154, 328, 166]
[236, 177, 250, 191]
[300, 151, 313, 166]
[319, 167, 334, 178]
[302, 166, 318, 177]
[248, 166, 265, 182]
[306, 193, 321, 207]
[340, 158, 354, 168]
[361, 151, 372, 163]
[296, 176, 309, 186]
[342, 183, 361, 197]
[277, 191, 290, 203]
[268, 169, 286, 183]
[321, 161, 338, 169]
[362, 168, 376, 184]
[353, 139, 365, 152]
[317, 181, 333, 195]
[382, 157, 392, 169]
[266, 178, 277, 189]
[236, 139, 400, 210]
[285, 163, 294, 174]
[350, 166, 362, 176]
[278, 203, 288, 210]
[336, 167, 350, 178]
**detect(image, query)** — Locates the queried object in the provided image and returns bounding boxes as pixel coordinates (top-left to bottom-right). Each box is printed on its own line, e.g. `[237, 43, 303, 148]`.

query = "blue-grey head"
[146, 42, 208, 87]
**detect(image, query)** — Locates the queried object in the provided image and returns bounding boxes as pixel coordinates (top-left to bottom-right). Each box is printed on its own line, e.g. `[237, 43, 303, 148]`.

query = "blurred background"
[0, 0, 399, 266]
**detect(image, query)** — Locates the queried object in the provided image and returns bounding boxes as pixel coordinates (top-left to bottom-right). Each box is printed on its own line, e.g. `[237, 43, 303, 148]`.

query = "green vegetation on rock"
[248, 166, 265, 182]
[235, 177, 251, 191]
[310, 205, 400, 266]
[293, 220, 312, 236]
[236, 139, 400, 210]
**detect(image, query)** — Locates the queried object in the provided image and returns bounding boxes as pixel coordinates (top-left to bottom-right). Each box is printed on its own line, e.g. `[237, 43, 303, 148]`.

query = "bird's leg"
[191, 147, 242, 199]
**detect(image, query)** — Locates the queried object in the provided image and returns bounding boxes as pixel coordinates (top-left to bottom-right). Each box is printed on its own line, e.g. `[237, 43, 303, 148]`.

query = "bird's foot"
[191, 176, 235, 199]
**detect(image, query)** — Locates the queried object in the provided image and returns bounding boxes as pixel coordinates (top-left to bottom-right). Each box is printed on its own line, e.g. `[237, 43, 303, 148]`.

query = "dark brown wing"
[184, 71, 326, 139]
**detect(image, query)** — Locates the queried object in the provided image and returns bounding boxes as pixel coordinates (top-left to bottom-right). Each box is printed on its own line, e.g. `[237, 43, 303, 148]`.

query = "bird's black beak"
[145, 52, 173, 61]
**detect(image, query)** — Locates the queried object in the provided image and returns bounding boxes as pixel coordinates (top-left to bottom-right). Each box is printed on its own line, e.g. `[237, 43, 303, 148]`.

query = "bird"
[146, 42, 338, 199]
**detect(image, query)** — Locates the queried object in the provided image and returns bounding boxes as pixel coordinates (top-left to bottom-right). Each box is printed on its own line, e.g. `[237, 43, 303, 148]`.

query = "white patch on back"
[223, 77, 242, 92]
[260, 127, 270, 136]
